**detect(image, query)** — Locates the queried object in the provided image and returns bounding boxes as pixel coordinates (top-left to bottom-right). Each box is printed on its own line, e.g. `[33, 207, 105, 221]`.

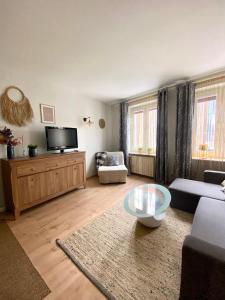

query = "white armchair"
[97, 151, 128, 184]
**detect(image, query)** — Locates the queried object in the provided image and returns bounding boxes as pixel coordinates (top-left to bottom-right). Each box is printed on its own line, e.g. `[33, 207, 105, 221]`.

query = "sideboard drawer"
[67, 155, 84, 165]
[17, 163, 44, 177]
[44, 158, 67, 171]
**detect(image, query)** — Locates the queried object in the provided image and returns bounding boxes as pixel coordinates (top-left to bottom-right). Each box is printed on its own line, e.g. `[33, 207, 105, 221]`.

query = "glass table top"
[124, 184, 171, 218]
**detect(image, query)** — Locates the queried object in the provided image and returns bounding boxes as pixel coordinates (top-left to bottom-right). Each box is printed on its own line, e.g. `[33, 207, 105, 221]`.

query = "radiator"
[129, 154, 155, 177]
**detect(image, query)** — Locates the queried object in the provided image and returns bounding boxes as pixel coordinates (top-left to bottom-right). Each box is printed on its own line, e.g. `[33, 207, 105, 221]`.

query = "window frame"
[133, 110, 144, 150]
[128, 99, 157, 155]
[192, 94, 217, 159]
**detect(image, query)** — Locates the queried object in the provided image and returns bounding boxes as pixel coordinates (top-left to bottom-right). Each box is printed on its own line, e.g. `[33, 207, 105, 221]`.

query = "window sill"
[129, 152, 156, 157]
[192, 157, 225, 162]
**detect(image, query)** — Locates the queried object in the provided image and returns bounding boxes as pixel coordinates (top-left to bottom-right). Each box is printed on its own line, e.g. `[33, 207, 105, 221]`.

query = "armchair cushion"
[98, 165, 128, 184]
[98, 165, 127, 172]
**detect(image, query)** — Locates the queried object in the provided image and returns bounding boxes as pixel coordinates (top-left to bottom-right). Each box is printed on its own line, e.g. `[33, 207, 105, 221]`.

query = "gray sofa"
[169, 170, 225, 213]
[169, 170, 225, 300]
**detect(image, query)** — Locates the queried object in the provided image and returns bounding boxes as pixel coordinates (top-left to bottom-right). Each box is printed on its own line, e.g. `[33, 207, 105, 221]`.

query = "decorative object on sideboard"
[99, 118, 105, 129]
[0, 86, 33, 126]
[83, 117, 94, 126]
[28, 144, 38, 157]
[40, 104, 55, 123]
[0, 127, 21, 159]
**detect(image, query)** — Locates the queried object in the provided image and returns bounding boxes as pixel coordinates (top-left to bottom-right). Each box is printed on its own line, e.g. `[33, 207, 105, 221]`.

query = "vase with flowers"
[0, 127, 21, 159]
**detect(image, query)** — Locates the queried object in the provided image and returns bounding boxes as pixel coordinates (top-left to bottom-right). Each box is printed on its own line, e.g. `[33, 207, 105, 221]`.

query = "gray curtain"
[175, 81, 195, 178]
[120, 102, 130, 171]
[155, 88, 168, 184]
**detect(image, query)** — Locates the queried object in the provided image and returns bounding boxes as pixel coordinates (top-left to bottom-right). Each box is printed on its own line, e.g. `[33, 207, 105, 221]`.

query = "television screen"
[45, 127, 78, 151]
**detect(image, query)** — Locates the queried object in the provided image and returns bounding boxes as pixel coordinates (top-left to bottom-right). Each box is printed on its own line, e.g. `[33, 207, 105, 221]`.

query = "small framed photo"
[40, 104, 55, 123]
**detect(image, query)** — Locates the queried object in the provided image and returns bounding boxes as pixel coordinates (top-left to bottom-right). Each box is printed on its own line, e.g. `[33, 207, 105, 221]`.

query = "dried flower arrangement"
[0, 126, 21, 146]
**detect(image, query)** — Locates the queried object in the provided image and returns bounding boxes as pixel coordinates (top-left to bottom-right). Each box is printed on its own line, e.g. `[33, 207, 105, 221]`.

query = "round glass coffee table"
[124, 184, 171, 227]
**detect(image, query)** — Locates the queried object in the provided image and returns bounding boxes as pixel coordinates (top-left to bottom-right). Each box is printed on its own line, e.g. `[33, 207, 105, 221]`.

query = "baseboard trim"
[0, 207, 6, 213]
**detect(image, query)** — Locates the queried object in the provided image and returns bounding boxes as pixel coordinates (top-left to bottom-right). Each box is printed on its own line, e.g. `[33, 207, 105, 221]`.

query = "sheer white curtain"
[128, 95, 157, 155]
[192, 76, 225, 179]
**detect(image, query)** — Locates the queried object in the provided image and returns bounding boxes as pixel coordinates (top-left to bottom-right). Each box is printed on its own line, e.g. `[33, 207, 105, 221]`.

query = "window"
[192, 77, 225, 160]
[134, 111, 144, 149]
[195, 97, 216, 151]
[128, 98, 157, 155]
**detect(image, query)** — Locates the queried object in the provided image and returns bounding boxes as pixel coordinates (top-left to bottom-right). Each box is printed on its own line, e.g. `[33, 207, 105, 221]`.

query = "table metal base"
[137, 212, 165, 228]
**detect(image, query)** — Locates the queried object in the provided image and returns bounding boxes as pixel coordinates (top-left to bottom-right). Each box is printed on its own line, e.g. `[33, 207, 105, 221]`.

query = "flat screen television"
[45, 126, 78, 153]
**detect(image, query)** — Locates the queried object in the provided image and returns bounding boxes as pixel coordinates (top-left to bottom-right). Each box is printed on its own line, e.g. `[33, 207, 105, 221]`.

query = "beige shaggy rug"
[0, 222, 50, 300]
[57, 203, 193, 300]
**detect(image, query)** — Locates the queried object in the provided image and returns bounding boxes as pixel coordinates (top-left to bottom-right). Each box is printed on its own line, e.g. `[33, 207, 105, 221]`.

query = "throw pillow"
[107, 155, 120, 166]
[95, 152, 107, 169]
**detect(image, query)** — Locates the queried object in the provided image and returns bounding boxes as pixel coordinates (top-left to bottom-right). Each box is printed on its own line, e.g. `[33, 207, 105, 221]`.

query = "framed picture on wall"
[40, 104, 55, 123]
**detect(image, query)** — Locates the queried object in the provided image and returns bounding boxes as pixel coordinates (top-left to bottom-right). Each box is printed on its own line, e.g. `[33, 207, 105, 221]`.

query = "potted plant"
[28, 144, 38, 157]
[147, 147, 153, 155]
[0, 127, 21, 159]
[138, 147, 143, 153]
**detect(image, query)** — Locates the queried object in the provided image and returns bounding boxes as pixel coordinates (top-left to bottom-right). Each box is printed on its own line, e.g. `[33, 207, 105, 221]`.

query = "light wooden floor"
[8, 175, 153, 300]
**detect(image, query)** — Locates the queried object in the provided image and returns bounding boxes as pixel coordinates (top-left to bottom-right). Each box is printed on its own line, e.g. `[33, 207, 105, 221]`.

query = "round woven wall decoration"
[0, 86, 34, 126]
[99, 118, 106, 129]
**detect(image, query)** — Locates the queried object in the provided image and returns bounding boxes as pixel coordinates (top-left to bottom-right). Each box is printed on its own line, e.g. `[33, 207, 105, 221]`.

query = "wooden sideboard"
[1, 151, 86, 218]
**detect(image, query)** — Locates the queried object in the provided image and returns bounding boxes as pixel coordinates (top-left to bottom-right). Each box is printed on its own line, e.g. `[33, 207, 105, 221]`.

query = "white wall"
[0, 81, 113, 209]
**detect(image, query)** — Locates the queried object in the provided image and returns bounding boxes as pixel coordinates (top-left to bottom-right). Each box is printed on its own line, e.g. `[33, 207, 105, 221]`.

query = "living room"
[0, 1, 225, 299]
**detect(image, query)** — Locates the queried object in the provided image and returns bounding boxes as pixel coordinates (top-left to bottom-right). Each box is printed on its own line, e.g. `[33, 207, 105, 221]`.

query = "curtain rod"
[124, 68, 225, 103]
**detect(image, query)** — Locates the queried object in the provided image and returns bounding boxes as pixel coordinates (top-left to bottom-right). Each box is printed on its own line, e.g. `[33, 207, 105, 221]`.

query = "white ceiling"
[1, 0, 225, 102]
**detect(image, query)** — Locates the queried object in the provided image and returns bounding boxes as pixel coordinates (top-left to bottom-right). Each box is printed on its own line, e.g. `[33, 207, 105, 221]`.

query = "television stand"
[1, 151, 86, 218]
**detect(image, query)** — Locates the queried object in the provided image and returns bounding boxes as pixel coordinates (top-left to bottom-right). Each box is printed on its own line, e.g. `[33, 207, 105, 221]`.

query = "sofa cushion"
[169, 178, 225, 201]
[191, 197, 225, 249]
